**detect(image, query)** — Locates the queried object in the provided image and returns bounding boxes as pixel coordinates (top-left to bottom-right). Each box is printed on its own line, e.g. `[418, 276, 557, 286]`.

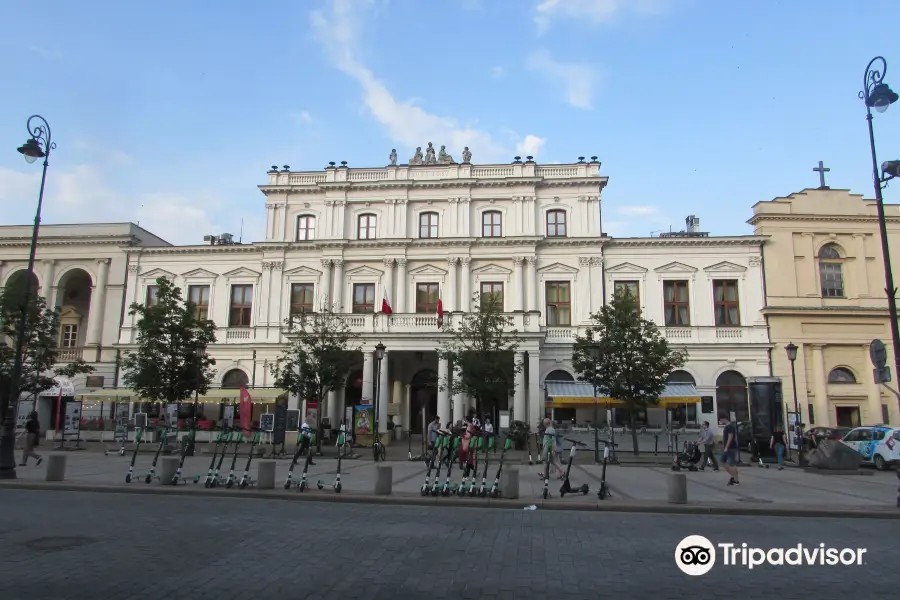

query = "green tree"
[438, 293, 523, 420]
[572, 288, 688, 455]
[120, 278, 217, 406]
[270, 311, 361, 452]
[0, 280, 95, 476]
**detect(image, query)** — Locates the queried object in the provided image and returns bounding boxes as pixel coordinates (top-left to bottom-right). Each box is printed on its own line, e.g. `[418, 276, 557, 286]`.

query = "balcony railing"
[282, 311, 544, 336]
[55, 347, 83, 363]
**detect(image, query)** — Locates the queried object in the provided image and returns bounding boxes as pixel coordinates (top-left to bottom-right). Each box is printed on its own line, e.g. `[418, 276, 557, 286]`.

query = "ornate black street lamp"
[784, 342, 806, 466]
[0, 116, 56, 480]
[373, 342, 386, 460]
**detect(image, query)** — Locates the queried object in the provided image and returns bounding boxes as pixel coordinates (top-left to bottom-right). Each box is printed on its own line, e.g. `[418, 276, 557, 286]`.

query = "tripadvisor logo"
[675, 535, 867, 576]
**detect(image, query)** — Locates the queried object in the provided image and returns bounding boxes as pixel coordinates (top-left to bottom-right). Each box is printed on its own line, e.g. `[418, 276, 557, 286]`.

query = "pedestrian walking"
[771, 425, 786, 470]
[20, 411, 43, 467]
[696, 421, 718, 471]
[719, 416, 739, 486]
[299, 417, 315, 465]
[538, 418, 565, 480]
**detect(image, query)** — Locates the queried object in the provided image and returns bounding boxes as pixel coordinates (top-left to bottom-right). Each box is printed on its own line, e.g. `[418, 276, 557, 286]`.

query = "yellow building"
[750, 186, 900, 429]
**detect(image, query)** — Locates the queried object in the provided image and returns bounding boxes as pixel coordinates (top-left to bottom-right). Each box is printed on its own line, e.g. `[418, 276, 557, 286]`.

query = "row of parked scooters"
[420, 428, 512, 497]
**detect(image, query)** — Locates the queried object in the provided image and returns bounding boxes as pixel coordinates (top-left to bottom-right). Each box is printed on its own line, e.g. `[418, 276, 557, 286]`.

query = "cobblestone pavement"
[0, 490, 894, 600]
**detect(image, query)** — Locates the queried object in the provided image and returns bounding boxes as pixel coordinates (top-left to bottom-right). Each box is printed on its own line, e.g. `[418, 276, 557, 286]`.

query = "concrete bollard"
[667, 472, 688, 504]
[158, 457, 180, 484]
[257, 460, 276, 490]
[374, 465, 393, 495]
[45, 453, 67, 482]
[500, 466, 519, 499]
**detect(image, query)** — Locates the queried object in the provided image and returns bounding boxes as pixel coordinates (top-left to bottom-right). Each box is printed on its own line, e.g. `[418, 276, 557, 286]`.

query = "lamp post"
[373, 342, 386, 461]
[784, 342, 805, 467]
[0, 115, 56, 480]
[588, 344, 601, 463]
[861, 58, 900, 394]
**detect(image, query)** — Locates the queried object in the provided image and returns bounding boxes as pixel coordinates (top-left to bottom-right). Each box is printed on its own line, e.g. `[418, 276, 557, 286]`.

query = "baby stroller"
[671, 441, 702, 471]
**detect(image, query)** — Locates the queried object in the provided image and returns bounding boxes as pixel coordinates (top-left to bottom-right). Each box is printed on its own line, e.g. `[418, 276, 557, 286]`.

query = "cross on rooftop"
[813, 160, 831, 189]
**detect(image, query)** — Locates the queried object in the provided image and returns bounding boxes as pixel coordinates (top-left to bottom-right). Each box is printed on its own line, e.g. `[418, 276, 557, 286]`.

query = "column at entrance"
[437, 357, 450, 424]
[452, 362, 464, 424]
[527, 349, 542, 425]
[362, 351, 375, 406]
[809, 345, 830, 426]
[377, 351, 390, 431]
[513, 352, 526, 423]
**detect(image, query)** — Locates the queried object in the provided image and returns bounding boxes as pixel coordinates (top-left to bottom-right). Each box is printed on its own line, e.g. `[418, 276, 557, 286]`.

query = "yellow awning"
[545, 381, 700, 409]
[77, 388, 288, 403]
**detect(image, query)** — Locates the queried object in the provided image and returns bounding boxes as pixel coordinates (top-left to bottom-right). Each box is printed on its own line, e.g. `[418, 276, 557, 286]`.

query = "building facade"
[752, 187, 900, 429]
[108, 155, 771, 432]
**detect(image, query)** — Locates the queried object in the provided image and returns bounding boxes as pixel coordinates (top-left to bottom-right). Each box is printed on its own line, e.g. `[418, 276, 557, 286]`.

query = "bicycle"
[373, 431, 386, 462]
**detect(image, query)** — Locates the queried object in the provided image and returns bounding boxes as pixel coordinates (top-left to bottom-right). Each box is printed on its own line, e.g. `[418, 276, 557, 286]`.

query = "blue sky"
[1, 0, 898, 244]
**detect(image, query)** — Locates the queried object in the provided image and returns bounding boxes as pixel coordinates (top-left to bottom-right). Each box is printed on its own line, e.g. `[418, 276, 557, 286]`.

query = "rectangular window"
[289, 283, 315, 315]
[480, 282, 504, 309]
[60, 324, 79, 348]
[352, 283, 375, 313]
[358, 215, 377, 240]
[820, 263, 844, 297]
[415, 283, 440, 313]
[614, 280, 640, 315]
[419, 213, 438, 239]
[297, 215, 316, 241]
[545, 281, 571, 326]
[482, 211, 502, 237]
[229, 285, 253, 327]
[546, 210, 567, 237]
[663, 280, 690, 326]
[145, 285, 159, 307]
[713, 280, 740, 326]
[187, 285, 210, 320]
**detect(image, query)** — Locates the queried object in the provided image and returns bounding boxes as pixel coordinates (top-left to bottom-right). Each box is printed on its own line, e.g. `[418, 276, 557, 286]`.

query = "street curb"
[1, 481, 898, 519]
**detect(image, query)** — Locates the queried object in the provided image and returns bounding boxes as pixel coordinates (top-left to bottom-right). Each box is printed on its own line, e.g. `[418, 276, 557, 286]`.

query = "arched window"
[546, 209, 567, 237]
[296, 215, 316, 241]
[482, 211, 502, 237]
[221, 369, 249, 389]
[667, 370, 696, 385]
[828, 367, 856, 384]
[419, 212, 438, 239]
[545, 370, 575, 382]
[357, 214, 377, 240]
[818, 243, 844, 297]
[715, 370, 747, 422]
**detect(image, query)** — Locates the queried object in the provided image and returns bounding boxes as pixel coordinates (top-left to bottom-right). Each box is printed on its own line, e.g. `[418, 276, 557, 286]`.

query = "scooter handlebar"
[598, 439, 619, 447]
[563, 438, 588, 447]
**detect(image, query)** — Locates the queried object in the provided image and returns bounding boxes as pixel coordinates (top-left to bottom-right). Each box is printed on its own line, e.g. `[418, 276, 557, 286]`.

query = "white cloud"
[526, 50, 598, 110]
[291, 110, 313, 124]
[516, 135, 546, 158]
[310, 0, 540, 163]
[490, 66, 504, 79]
[615, 205, 659, 217]
[534, 0, 671, 33]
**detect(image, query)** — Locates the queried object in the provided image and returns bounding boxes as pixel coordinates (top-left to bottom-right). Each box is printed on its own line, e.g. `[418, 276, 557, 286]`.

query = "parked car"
[805, 426, 852, 447]
[839, 426, 900, 470]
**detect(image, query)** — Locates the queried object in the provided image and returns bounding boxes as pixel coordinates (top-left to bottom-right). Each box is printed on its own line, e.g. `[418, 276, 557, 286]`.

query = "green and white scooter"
[209, 431, 236, 488]
[317, 423, 348, 493]
[144, 428, 171, 484]
[238, 430, 262, 489]
[421, 432, 448, 495]
[199, 430, 228, 486]
[488, 437, 513, 498]
[124, 428, 144, 483]
[436, 435, 461, 497]
[457, 435, 482, 497]
[171, 427, 197, 485]
[284, 429, 314, 490]
[477, 435, 495, 497]
[223, 431, 246, 488]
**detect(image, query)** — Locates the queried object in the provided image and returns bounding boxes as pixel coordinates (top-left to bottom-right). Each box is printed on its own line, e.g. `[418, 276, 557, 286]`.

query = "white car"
[839, 426, 900, 470]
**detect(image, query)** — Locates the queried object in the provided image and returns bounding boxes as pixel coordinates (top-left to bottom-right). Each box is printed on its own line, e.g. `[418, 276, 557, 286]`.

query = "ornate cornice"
[258, 176, 609, 196]
[604, 236, 767, 248]
[747, 213, 900, 226]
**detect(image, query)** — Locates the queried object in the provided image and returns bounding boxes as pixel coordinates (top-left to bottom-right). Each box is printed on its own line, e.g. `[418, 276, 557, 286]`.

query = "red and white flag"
[436, 285, 444, 329]
[381, 289, 393, 315]
[239, 386, 253, 439]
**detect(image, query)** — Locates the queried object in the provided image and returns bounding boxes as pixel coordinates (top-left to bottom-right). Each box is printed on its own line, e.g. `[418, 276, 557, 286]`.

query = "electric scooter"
[477, 435, 494, 497]
[421, 432, 446, 495]
[558, 438, 589, 497]
[332, 424, 347, 493]
[171, 426, 197, 485]
[294, 432, 317, 492]
[200, 430, 227, 486]
[144, 428, 171, 484]
[457, 434, 480, 497]
[124, 428, 144, 483]
[488, 436, 512, 498]
[224, 430, 245, 488]
[439, 434, 461, 496]
[428, 432, 450, 496]
[284, 429, 313, 490]
[238, 430, 262, 489]
[209, 431, 235, 488]
[541, 435, 553, 499]
[597, 438, 618, 500]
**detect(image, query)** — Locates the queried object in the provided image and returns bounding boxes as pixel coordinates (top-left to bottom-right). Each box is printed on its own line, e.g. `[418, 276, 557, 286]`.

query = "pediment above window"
[222, 267, 262, 279]
[536, 261, 579, 275]
[605, 262, 648, 274]
[703, 261, 746, 273]
[345, 265, 384, 277]
[408, 264, 448, 276]
[140, 268, 176, 280]
[283, 265, 322, 276]
[473, 263, 513, 276]
[180, 268, 218, 279]
[655, 261, 697, 274]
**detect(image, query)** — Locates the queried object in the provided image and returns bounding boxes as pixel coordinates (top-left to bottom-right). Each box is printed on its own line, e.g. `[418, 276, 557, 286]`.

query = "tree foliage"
[269, 311, 361, 417]
[437, 293, 523, 418]
[572, 288, 688, 454]
[0, 280, 95, 414]
[121, 278, 217, 404]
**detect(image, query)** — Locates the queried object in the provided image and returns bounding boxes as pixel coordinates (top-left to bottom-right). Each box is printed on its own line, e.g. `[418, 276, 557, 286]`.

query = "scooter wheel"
[581, 488, 589, 496]
[479, 489, 487, 498]
[456, 487, 465, 497]
[204, 481, 211, 488]
[317, 482, 324, 490]
[430, 488, 439, 497]
[226, 480, 234, 489]
[598, 486, 609, 500]
[441, 488, 450, 497]
[420, 485, 428, 496]
[560, 490, 567, 498]
[125, 474, 132, 484]
[542, 488, 549, 500]
[299, 481, 307, 492]
[489, 490, 499, 498]
[284, 481, 292, 490]
[239, 481, 247, 489]
[334, 483, 342, 494]
[171, 477, 179, 486]
[144, 475, 152, 484]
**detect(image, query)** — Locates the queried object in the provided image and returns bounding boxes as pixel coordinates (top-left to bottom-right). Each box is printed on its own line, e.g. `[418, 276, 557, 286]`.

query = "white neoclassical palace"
[2, 154, 772, 433]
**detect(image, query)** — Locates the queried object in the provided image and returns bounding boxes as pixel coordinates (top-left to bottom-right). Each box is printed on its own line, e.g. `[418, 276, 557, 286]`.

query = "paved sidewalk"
[4, 449, 898, 517]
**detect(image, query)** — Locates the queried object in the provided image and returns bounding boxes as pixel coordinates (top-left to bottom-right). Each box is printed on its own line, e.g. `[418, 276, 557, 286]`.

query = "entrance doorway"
[409, 369, 438, 433]
[835, 405, 861, 428]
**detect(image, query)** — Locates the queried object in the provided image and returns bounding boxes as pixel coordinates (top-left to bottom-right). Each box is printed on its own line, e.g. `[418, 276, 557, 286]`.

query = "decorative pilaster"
[460, 257, 472, 312]
[810, 344, 829, 426]
[320, 259, 333, 309]
[126, 264, 141, 329]
[461, 198, 471, 236]
[526, 256, 538, 312]
[527, 350, 541, 424]
[332, 259, 344, 312]
[578, 257, 592, 322]
[396, 258, 408, 313]
[589, 257, 603, 313]
[323, 200, 334, 240]
[801, 232, 817, 296]
[512, 257, 525, 311]
[377, 350, 390, 429]
[437, 357, 450, 424]
[383, 258, 395, 310]
[397, 199, 408, 238]
[513, 351, 526, 422]
[85, 258, 110, 346]
[452, 362, 464, 423]
[446, 257, 458, 312]
[853, 233, 870, 296]
[42, 259, 56, 305]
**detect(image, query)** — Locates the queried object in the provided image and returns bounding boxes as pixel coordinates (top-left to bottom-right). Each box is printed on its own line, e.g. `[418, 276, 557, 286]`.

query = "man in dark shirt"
[719, 416, 739, 486]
